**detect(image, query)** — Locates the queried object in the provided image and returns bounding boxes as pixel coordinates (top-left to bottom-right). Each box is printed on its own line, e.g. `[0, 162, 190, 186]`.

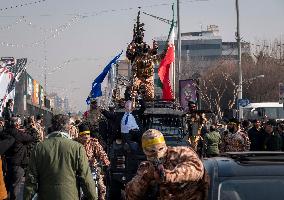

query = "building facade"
[13, 71, 53, 127]
[154, 25, 251, 98]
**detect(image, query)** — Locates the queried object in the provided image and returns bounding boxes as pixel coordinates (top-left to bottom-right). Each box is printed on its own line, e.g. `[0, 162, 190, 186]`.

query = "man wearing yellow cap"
[125, 129, 209, 200]
[74, 123, 110, 200]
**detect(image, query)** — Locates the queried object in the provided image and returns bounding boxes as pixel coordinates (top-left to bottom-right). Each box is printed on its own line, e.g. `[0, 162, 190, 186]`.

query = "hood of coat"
[47, 131, 71, 139]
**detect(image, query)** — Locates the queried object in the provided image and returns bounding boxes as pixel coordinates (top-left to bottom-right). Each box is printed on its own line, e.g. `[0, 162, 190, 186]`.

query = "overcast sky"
[0, 0, 283, 112]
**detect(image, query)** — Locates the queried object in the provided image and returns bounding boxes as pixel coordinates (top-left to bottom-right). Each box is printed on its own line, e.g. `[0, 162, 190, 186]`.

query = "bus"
[242, 102, 284, 121]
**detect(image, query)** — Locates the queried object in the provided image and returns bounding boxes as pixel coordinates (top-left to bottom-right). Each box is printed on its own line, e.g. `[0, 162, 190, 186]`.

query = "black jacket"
[2, 106, 13, 123]
[248, 127, 266, 151]
[0, 128, 15, 155]
[5, 127, 35, 166]
[102, 99, 146, 134]
[264, 131, 282, 151]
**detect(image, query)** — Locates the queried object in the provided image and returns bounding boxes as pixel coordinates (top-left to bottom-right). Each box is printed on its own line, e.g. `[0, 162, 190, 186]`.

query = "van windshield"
[219, 179, 284, 200]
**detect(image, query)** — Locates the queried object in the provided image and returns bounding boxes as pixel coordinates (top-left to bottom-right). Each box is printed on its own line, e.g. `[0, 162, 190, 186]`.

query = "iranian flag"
[158, 27, 175, 100]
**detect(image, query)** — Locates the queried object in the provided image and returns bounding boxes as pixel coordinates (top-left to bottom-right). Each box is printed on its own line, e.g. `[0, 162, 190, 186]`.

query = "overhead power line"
[0, 0, 46, 12]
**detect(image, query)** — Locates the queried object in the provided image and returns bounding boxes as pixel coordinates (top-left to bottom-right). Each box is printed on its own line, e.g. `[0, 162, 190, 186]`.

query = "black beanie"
[78, 123, 90, 134]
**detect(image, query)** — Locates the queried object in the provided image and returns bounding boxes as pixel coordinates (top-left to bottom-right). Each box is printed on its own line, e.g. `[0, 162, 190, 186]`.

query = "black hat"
[90, 99, 98, 104]
[228, 118, 239, 125]
[78, 123, 90, 135]
[0, 117, 4, 122]
[252, 119, 260, 124]
[36, 114, 43, 120]
[266, 119, 277, 127]
[188, 101, 196, 106]
[74, 119, 82, 126]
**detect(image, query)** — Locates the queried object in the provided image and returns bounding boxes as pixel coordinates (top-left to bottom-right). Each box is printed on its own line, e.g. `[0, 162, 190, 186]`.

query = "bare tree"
[180, 38, 284, 120]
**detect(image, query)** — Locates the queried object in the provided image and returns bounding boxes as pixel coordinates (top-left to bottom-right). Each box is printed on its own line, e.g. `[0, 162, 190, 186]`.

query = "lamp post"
[246, 74, 265, 83]
[235, 0, 242, 121]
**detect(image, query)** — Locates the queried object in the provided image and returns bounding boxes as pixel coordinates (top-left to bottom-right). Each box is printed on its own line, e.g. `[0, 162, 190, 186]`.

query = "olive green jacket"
[204, 131, 221, 155]
[24, 131, 97, 200]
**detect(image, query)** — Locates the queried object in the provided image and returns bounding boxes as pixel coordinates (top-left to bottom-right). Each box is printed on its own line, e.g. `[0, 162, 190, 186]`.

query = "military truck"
[106, 101, 187, 200]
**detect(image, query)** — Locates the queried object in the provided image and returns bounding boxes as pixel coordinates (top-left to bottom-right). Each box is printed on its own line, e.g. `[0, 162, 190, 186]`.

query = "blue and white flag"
[86, 51, 123, 104]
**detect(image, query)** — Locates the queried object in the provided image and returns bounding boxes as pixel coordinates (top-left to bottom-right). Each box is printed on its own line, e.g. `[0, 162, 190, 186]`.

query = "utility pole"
[236, 0, 242, 121]
[279, 35, 282, 64]
[44, 41, 47, 92]
[177, 0, 182, 100]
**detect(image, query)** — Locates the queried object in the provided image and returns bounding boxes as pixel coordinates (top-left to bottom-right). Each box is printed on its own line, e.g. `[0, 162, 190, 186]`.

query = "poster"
[27, 75, 33, 97]
[40, 86, 45, 107]
[0, 67, 14, 115]
[33, 79, 39, 105]
[179, 79, 198, 111]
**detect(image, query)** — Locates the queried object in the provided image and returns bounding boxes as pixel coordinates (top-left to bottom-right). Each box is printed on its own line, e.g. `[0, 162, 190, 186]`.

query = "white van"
[242, 102, 284, 121]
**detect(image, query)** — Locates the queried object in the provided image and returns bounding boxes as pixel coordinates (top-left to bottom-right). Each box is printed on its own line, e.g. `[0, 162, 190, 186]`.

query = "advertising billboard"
[179, 79, 198, 111]
[40, 86, 45, 107]
[26, 74, 33, 97]
[33, 79, 39, 105]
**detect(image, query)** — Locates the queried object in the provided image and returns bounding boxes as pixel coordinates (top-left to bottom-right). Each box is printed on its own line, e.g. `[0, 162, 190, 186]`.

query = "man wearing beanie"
[74, 123, 110, 200]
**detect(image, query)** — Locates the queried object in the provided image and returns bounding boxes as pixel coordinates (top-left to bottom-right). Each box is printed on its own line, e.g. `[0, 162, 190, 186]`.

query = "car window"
[218, 179, 284, 200]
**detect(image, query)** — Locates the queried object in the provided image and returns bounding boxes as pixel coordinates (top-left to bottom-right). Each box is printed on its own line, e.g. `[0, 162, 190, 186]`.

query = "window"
[277, 108, 284, 119]
[182, 44, 221, 51]
[265, 108, 278, 119]
[219, 179, 284, 200]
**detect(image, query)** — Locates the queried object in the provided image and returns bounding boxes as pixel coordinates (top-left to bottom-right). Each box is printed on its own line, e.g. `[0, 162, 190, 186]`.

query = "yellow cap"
[141, 129, 166, 149]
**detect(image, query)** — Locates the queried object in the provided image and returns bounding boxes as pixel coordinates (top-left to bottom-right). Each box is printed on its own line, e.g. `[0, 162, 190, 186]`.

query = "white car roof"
[243, 102, 283, 108]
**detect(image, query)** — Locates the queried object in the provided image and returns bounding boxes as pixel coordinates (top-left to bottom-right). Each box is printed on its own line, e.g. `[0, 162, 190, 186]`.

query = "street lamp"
[245, 74, 265, 83]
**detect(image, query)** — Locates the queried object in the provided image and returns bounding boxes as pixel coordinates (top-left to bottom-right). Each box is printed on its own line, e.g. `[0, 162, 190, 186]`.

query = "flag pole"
[172, 4, 176, 100]
[177, 0, 181, 101]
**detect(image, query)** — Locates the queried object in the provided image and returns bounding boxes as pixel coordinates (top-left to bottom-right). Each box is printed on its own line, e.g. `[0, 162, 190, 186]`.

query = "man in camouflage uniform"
[220, 118, 250, 152]
[74, 123, 110, 200]
[125, 129, 209, 200]
[68, 117, 79, 139]
[83, 99, 103, 136]
[35, 114, 45, 141]
[26, 116, 43, 143]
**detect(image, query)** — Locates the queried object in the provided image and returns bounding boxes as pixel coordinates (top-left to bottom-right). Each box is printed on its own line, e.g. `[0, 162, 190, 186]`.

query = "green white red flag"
[158, 27, 175, 100]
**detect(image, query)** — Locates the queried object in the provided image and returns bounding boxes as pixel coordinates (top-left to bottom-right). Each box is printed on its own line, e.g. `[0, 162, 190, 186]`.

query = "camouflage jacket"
[220, 130, 251, 152]
[26, 126, 42, 144]
[35, 122, 45, 141]
[68, 125, 79, 139]
[84, 109, 103, 131]
[125, 146, 209, 200]
[74, 137, 110, 168]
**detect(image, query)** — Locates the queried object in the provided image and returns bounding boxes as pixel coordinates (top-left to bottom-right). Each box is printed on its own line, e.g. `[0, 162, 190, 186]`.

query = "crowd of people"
[0, 99, 111, 200]
[1, 96, 284, 200]
[184, 100, 284, 158]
